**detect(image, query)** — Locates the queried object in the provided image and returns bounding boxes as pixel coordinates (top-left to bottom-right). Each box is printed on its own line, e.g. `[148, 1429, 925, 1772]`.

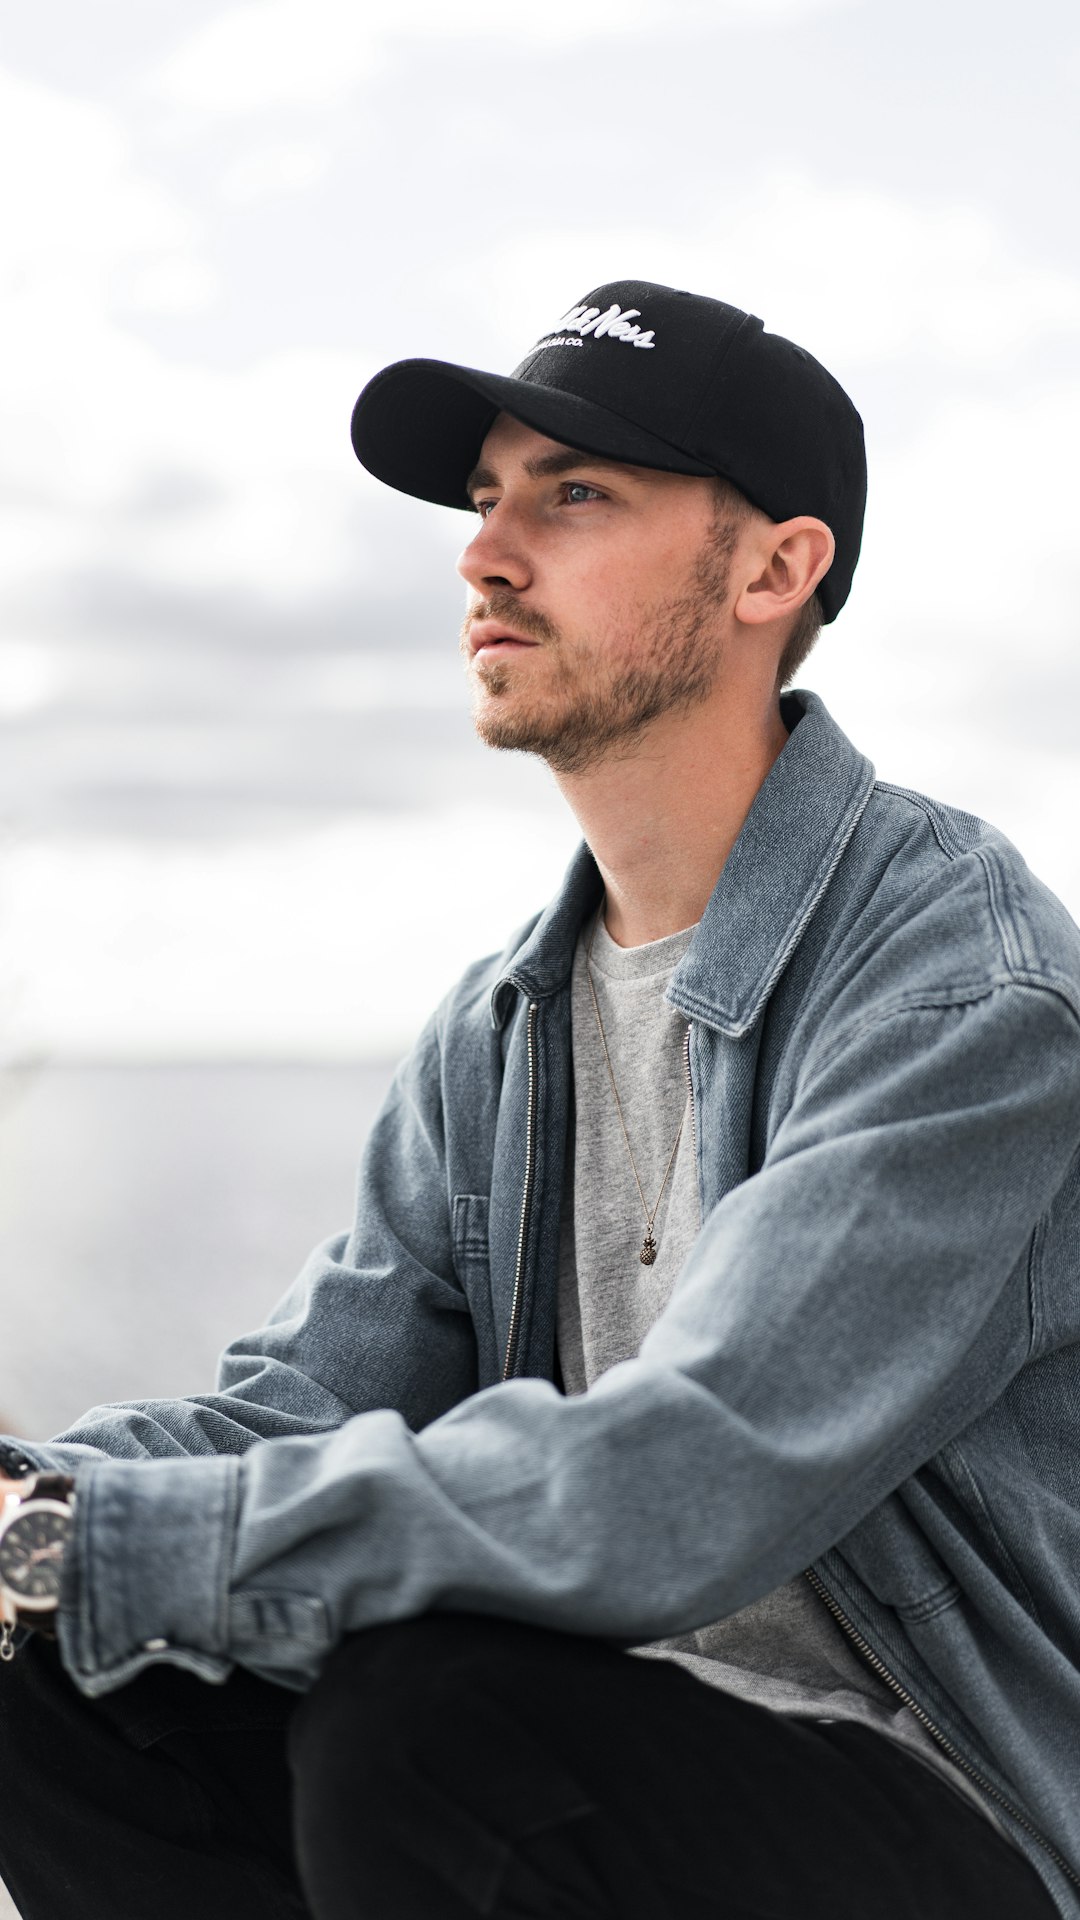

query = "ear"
[734, 517, 835, 629]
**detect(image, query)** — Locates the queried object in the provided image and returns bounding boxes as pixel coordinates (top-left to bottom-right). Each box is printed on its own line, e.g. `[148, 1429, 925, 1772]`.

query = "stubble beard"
[460, 513, 740, 778]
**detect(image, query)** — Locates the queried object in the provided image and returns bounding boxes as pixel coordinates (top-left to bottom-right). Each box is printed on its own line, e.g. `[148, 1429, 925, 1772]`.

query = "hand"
[0, 1478, 28, 1503]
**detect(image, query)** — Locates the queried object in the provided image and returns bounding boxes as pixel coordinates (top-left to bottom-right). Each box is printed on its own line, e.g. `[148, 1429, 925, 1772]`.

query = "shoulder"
[769, 782, 1080, 1148]
[829, 778, 1080, 1024]
[770, 778, 1080, 1104]
[776, 779, 1080, 1082]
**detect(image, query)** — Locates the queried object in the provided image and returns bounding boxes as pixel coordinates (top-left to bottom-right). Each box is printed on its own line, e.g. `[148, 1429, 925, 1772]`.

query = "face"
[457, 415, 744, 776]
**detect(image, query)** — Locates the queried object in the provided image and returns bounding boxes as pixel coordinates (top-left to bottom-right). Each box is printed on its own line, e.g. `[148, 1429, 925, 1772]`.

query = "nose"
[456, 508, 533, 597]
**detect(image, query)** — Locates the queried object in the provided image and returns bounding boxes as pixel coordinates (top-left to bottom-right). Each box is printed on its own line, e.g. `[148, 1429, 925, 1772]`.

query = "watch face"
[0, 1503, 73, 1609]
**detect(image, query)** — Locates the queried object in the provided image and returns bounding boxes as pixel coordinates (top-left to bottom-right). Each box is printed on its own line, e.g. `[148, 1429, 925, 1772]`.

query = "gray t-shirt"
[556, 908, 1004, 1831]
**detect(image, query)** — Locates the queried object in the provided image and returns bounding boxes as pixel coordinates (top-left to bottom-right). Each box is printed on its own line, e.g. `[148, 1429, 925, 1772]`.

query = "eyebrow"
[465, 446, 645, 501]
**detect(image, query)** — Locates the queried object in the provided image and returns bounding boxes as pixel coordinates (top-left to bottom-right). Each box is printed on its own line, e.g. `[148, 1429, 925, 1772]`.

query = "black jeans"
[0, 1611, 1060, 1919]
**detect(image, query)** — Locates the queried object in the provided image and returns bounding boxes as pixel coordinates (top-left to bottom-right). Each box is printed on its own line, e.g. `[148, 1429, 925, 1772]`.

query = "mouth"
[468, 619, 541, 660]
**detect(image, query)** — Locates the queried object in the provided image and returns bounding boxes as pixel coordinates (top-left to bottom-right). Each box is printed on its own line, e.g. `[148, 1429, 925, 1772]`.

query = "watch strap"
[10, 1609, 60, 1640]
[23, 1473, 76, 1505]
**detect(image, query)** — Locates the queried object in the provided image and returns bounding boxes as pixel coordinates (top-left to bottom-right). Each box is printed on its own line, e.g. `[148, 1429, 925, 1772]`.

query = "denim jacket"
[9, 689, 1080, 1914]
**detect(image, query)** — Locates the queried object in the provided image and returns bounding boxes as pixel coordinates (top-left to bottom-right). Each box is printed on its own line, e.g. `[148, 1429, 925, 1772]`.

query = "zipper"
[682, 1022, 697, 1168]
[502, 1000, 539, 1381]
[803, 1566, 1080, 1891]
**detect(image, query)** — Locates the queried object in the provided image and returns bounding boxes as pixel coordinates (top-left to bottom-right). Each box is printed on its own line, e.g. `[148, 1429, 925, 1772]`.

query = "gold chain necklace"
[584, 909, 686, 1266]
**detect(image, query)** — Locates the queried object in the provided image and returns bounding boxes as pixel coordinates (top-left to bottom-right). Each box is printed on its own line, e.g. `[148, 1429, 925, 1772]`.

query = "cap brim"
[350, 358, 715, 509]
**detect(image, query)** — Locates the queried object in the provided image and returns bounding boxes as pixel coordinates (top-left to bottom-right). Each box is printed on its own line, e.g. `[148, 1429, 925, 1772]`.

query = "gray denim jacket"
[9, 690, 1080, 1914]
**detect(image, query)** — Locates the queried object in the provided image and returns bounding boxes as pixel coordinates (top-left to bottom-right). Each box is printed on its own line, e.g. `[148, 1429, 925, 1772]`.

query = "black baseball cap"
[350, 279, 867, 623]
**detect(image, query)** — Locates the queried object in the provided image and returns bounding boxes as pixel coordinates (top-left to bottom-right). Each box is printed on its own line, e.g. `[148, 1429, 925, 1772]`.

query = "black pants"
[0, 1611, 1059, 1919]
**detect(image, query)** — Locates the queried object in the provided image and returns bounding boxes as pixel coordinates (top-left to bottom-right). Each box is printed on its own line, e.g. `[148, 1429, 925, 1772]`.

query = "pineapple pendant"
[639, 1228, 658, 1266]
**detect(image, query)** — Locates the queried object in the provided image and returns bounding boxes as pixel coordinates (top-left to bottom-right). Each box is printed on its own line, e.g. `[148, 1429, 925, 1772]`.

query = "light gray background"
[1, 5, 1078, 1909]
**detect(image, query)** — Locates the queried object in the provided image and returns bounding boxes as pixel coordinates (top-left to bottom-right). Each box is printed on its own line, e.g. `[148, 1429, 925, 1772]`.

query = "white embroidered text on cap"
[548, 303, 656, 349]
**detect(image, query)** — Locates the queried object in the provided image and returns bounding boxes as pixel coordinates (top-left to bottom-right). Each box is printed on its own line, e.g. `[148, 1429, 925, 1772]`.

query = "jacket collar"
[490, 690, 876, 1037]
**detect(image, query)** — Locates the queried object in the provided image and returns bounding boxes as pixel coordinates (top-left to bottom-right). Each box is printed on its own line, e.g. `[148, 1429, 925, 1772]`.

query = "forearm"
[54, 986, 1080, 1699]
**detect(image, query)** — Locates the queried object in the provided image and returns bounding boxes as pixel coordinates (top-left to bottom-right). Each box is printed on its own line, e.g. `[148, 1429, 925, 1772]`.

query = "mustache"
[460, 591, 561, 648]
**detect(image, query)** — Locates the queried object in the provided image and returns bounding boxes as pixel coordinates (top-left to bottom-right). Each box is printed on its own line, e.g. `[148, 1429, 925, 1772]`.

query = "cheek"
[553, 545, 648, 624]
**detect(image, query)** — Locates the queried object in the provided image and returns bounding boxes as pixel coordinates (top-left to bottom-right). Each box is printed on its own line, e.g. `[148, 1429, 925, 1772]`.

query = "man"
[0, 279, 1077, 1919]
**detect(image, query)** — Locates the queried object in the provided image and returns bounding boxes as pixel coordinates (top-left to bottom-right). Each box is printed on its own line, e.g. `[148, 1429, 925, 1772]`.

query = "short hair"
[711, 477, 824, 691]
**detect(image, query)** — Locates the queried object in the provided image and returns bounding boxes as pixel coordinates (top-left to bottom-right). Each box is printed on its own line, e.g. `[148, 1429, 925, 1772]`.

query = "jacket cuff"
[58, 1454, 239, 1696]
[2, 1440, 105, 1478]
[0, 1440, 47, 1478]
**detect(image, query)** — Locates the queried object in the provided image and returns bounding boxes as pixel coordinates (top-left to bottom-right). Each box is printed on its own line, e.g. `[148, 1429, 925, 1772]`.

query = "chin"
[473, 698, 556, 758]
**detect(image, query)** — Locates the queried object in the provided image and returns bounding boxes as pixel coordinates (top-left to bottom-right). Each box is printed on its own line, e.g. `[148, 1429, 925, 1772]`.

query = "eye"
[474, 498, 498, 519]
[563, 483, 604, 505]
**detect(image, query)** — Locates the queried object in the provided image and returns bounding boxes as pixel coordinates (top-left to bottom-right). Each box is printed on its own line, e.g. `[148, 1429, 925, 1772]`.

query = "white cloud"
[736, 178, 1080, 369]
[0, 645, 62, 720]
[847, 381, 1080, 650]
[152, 0, 858, 114]
[0, 65, 210, 318]
[90, 346, 382, 601]
[220, 141, 331, 206]
[0, 61, 379, 609]
[0, 328, 379, 607]
[476, 179, 1080, 381]
[154, 2, 381, 113]
[0, 644, 463, 718]
[121, 252, 219, 314]
[0, 62, 221, 510]
[1, 806, 577, 1060]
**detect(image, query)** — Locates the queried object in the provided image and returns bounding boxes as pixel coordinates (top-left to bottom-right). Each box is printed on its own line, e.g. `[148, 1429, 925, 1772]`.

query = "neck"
[552, 688, 790, 948]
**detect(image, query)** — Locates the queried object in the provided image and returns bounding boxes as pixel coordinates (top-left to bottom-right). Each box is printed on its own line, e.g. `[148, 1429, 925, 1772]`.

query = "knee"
[290, 1611, 501, 1776]
[291, 1609, 561, 1814]
[290, 1615, 540, 1915]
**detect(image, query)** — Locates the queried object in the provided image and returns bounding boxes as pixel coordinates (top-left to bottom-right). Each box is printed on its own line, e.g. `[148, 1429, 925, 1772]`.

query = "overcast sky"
[1, 0, 1078, 1058]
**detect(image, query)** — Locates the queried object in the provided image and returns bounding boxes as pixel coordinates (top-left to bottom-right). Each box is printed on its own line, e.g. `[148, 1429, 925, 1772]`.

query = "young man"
[1, 280, 1077, 1920]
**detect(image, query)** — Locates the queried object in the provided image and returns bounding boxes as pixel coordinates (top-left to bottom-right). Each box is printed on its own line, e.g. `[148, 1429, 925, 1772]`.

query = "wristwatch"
[0, 1473, 77, 1661]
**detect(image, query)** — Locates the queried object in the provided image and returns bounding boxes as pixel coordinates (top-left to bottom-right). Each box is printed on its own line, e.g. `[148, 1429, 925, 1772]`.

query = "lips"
[468, 619, 541, 658]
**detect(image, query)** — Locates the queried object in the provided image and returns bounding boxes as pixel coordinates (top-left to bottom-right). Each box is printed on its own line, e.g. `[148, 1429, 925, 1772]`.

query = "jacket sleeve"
[7, 1007, 477, 1482]
[58, 977, 1080, 1697]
